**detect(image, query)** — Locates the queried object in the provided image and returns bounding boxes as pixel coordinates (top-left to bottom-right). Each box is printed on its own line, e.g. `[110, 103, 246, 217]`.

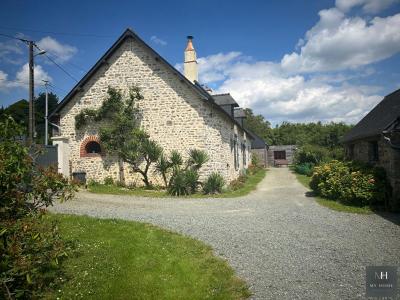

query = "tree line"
[243, 108, 353, 148]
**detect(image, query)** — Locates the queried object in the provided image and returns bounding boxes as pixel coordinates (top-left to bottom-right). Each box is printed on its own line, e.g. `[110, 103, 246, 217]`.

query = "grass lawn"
[293, 171, 372, 214]
[45, 214, 250, 299]
[88, 169, 267, 198]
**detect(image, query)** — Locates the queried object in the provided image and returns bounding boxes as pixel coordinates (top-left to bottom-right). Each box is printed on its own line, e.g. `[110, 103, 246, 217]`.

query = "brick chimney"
[184, 36, 198, 83]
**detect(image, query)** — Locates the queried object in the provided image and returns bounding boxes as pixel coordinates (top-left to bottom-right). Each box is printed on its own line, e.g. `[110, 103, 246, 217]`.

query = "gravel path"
[50, 168, 400, 299]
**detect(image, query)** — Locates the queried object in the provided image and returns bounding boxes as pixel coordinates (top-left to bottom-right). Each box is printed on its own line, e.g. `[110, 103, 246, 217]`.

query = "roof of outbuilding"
[248, 130, 268, 149]
[49, 28, 253, 139]
[212, 93, 239, 106]
[342, 88, 400, 143]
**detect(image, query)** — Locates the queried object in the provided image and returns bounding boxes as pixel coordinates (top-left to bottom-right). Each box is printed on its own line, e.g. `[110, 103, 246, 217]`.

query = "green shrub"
[184, 169, 200, 194]
[229, 179, 245, 191]
[0, 117, 75, 298]
[167, 170, 201, 196]
[104, 176, 114, 185]
[203, 172, 225, 194]
[251, 154, 260, 167]
[168, 170, 189, 196]
[310, 160, 391, 207]
[1, 213, 71, 299]
[294, 144, 329, 165]
[294, 162, 314, 176]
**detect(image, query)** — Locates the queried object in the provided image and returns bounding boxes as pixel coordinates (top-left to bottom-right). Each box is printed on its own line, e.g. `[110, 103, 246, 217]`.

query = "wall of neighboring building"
[345, 136, 400, 208]
[251, 148, 267, 167]
[57, 36, 248, 185]
[267, 145, 296, 167]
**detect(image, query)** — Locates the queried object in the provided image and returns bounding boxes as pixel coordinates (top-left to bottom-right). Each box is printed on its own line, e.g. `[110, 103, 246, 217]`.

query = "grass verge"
[88, 169, 267, 198]
[293, 171, 372, 214]
[44, 214, 250, 299]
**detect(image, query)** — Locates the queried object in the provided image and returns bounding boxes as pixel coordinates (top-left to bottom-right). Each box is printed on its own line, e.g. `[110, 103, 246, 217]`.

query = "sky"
[0, 0, 399, 126]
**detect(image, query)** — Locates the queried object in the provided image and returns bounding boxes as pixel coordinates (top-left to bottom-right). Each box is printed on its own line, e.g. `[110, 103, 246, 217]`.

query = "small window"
[85, 141, 101, 154]
[369, 141, 379, 162]
[274, 151, 286, 160]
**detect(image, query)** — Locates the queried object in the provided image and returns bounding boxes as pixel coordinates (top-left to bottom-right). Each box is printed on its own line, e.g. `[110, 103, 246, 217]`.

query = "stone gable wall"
[58, 36, 250, 186]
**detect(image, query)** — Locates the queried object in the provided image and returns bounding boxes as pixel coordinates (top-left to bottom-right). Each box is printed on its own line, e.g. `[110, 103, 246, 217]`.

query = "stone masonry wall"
[346, 136, 400, 208]
[58, 36, 250, 186]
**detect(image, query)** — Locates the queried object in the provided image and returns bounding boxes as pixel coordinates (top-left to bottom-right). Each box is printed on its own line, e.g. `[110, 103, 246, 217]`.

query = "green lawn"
[45, 214, 250, 300]
[88, 169, 266, 198]
[293, 172, 372, 214]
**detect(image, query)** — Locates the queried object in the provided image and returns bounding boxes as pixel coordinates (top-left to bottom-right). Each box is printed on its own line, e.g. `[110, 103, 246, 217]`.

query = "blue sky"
[0, 0, 399, 125]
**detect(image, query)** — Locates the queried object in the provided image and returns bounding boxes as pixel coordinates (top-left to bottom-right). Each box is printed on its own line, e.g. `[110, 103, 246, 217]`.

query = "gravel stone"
[50, 168, 400, 299]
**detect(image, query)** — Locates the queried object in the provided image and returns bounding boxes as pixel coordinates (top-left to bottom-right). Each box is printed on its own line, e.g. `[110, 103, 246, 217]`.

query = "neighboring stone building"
[267, 145, 297, 167]
[50, 29, 253, 186]
[249, 131, 268, 167]
[343, 88, 400, 209]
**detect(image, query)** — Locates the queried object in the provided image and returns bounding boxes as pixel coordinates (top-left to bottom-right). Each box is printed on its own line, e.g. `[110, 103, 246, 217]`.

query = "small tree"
[75, 86, 162, 187]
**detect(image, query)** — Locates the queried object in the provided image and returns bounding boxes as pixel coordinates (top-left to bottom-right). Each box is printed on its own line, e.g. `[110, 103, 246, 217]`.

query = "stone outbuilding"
[343, 88, 400, 209]
[267, 145, 297, 167]
[50, 28, 253, 186]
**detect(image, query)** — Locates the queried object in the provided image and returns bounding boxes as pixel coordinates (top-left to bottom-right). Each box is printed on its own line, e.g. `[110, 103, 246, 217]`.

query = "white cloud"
[150, 35, 167, 46]
[0, 64, 52, 91]
[335, 0, 399, 13]
[281, 10, 400, 73]
[15, 63, 52, 86]
[195, 52, 382, 125]
[0, 40, 24, 65]
[36, 36, 77, 63]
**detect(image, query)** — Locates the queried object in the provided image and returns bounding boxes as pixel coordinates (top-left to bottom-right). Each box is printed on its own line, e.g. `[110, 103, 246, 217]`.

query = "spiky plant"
[187, 149, 209, 171]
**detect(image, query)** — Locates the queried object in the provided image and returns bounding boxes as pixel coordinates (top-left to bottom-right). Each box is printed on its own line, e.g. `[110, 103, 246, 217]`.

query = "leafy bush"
[203, 172, 225, 194]
[310, 160, 391, 207]
[1, 213, 71, 299]
[184, 169, 200, 194]
[229, 179, 245, 191]
[0, 117, 75, 298]
[294, 144, 329, 165]
[251, 154, 260, 167]
[104, 176, 114, 185]
[294, 162, 314, 176]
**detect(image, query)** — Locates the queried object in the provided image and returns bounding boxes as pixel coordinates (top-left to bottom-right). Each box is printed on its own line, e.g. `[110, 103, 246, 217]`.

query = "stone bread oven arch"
[80, 136, 104, 157]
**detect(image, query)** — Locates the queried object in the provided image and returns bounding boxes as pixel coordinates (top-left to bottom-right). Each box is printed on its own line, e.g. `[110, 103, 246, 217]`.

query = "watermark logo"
[366, 266, 397, 298]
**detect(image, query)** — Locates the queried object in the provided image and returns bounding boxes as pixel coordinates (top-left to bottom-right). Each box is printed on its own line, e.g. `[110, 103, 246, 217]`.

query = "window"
[233, 135, 239, 170]
[242, 144, 246, 166]
[274, 151, 286, 160]
[369, 141, 379, 162]
[85, 141, 101, 154]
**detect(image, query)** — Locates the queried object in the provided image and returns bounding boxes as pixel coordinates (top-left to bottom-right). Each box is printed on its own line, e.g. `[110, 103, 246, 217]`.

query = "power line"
[0, 78, 45, 86]
[34, 44, 79, 83]
[44, 50, 87, 73]
[0, 26, 114, 38]
[0, 33, 28, 43]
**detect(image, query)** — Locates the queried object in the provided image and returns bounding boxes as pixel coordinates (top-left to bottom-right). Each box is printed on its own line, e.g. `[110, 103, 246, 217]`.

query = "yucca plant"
[155, 154, 170, 188]
[187, 149, 209, 170]
[184, 169, 200, 194]
[168, 170, 188, 196]
[203, 172, 225, 195]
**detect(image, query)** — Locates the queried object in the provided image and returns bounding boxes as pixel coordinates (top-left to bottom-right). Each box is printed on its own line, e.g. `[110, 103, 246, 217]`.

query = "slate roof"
[49, 28, 253, 139]
[212, 93, 239, 107]
[248, 130, 268, 149]
[342, 88, 400, 143]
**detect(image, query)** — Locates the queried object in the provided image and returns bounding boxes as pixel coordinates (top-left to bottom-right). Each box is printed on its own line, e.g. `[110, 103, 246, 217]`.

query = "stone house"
[50, 28, 253, 186]
[342, 88, 400, 209]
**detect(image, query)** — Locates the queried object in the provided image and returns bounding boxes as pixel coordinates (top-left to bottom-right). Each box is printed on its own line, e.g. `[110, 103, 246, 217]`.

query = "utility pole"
[43, 80, 49, 145]
[28, 41, 34, 145]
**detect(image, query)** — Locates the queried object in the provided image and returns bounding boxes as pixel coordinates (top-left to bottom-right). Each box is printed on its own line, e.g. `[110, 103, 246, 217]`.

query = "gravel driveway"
[50, 168, 400, 299]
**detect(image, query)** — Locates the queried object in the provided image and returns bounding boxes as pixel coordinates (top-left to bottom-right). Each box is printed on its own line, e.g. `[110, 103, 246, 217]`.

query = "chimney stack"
[184, 36, 198, 83]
